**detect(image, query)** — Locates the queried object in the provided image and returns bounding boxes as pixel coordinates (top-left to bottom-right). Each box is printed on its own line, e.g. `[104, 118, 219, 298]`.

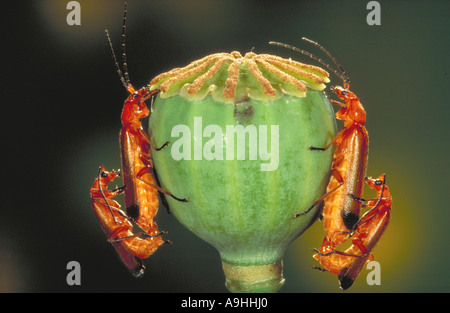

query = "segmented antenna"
[301, 37, 350, 88]
[362, 175, 386, 221]
[349, 174, 387, 234]
[98, 167, 118, 224]
[104, 3, 134, 93]
[121, 2, 132, 87]
[105, 29, 128, 90]
[269, 37, 350, 88]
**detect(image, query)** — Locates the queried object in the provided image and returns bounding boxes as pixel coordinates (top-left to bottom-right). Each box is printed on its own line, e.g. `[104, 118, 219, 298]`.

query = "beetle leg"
[293, 169, 343, 219]
[136, 165, 188, 202]
[110, 230, 166, 244]
[137, 127, 169, 151]
[311, 248, 362, 258]
[312, 266, 329, 272]
[329, 99, 346, 107]
[309, 126, 346, 151]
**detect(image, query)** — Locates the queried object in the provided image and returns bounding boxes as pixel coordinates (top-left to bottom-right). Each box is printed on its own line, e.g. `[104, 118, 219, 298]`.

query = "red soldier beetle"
[104, 3, 187, 235]
[312, 174, 392, 290]
[90, 166, 167, 277]
[270, 38, 369, 254]
[270, 39, 392, 290]
[91, 4, 188, 275]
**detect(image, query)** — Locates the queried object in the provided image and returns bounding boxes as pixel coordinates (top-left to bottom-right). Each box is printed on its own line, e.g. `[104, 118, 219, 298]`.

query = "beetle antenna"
[301, 37, 350, 89]
[105, 29, 129, 90]
[105, 3, 134, 93]
[350, 174, 387, 233]
[98, 167, 118, 224]
[269, 38, 350, 89]
[121, 2, 132, 87]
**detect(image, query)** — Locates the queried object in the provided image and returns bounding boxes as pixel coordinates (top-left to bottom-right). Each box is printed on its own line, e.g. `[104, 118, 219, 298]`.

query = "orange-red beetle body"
[315, 86, 369, 255]
[270, 38, 391, 290]
[90, 4, 186, 276]
[119, 86, 165, 237]
[313, 174, 391, 289]
[275, 38, 370, 254]
[90, 166, 164, 277]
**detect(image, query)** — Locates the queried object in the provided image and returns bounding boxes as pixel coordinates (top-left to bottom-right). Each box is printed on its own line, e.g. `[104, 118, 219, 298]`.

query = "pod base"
[222, 260, 285, 293]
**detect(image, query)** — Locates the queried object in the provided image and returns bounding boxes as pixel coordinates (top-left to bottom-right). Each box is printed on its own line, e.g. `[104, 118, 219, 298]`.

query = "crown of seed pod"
[149, 50, 337, 292]
[150, 51, 329, 103]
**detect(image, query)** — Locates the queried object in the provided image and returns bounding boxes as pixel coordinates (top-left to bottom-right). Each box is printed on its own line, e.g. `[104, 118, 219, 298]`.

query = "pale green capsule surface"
[149, 51, 337, 292]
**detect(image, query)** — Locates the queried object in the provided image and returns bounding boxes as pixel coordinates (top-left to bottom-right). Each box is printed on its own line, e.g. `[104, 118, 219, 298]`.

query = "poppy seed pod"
[148, 51, 337, 292]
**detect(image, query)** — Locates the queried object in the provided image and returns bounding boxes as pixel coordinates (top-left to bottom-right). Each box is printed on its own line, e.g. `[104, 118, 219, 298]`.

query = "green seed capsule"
[149, 51, 337, 292]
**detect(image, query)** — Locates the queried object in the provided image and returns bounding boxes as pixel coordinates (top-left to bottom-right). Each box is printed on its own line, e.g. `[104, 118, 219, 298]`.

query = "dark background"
[1, 0, 449, 292]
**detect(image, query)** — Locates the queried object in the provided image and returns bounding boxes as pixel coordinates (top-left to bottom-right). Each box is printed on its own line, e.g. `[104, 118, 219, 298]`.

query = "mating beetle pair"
[90, 4, 391, 290]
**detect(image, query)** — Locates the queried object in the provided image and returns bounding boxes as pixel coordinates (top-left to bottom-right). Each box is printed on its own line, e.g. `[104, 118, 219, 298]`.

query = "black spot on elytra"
[126, 204, 140, 221]
[342, 211, 359, 230]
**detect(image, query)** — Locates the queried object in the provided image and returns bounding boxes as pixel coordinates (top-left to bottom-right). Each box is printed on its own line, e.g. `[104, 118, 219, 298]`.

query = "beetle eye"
[132, 92, 139, 98]
[341, 90, 348, 96]
[375, 180, 382, 185]
[101, 171, 108, 178]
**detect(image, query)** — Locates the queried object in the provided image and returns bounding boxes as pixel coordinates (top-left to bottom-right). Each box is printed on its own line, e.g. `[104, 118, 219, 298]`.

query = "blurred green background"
[1, 0, 448, 292]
